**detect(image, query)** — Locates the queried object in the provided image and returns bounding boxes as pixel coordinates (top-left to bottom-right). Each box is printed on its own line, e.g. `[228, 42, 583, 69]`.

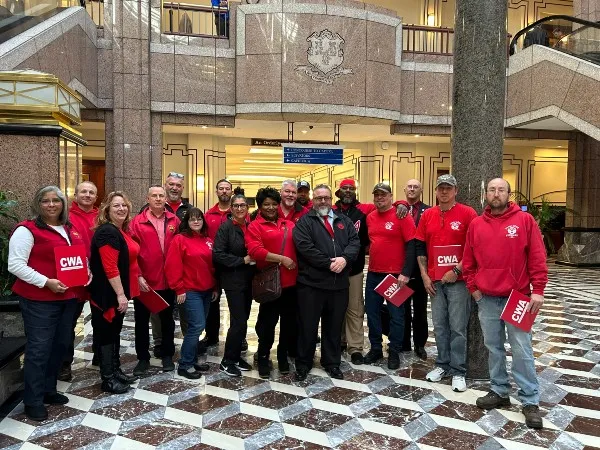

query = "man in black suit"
[403, 179, 430, 360]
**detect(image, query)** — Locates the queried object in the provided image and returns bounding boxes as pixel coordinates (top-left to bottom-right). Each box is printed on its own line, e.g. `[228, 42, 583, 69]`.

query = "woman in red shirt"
[245, 187, 298, 379]
[89, 192, 139, 394]
[165, 208, 217, 379]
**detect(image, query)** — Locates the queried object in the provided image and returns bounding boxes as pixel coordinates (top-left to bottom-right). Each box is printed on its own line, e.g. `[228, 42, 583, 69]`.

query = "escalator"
[510, 14, 600, 66]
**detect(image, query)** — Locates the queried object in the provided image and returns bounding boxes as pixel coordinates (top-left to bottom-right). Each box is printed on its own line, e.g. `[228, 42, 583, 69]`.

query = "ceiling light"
[226, 175, 288, 181]
[243, 159, 282, 164]
[415, 134, 420, 138]
[240, 167, 286, 171]
[201, 125, 208, 129]
[427, 13, 435, 26]
[301, 130, 308, 134]
[557, 145, 562, 148]
[249, 148, 283, 155]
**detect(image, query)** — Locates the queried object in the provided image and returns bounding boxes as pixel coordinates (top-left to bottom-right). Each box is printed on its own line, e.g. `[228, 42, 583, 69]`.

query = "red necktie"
[322, 215, 334, 238]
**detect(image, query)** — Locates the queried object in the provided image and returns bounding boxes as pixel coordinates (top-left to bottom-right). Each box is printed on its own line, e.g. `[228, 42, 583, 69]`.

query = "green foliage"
[0, 191, 19, 296]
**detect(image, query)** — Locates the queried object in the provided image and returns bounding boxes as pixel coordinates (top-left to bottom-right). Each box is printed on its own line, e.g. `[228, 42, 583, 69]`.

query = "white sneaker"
[426, 367, 447, 382]
[452, 375, 467, 392]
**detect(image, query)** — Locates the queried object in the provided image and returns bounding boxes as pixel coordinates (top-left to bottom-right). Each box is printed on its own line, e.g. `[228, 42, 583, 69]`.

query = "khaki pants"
[343, 272, 365, 355]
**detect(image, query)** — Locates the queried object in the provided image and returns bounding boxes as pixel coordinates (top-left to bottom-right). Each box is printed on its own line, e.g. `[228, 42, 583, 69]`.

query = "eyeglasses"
[167, 172, 185, 180]
[487, 188, 509, 194]
[231, 204, 248, 209]
[41, 199, 61, 205]
[314, 196, 332, 202]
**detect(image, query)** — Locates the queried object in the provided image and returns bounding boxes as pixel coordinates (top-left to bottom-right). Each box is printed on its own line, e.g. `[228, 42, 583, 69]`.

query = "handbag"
[252, 225, 288, 304]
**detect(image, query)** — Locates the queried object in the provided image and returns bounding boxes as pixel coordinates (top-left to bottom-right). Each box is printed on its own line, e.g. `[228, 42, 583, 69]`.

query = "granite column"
[450, 0, 508, 379]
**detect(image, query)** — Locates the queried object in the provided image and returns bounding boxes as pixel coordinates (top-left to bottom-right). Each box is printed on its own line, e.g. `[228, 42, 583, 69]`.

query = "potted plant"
[0, 190, 18, 308]
[514, 192, 574, 254]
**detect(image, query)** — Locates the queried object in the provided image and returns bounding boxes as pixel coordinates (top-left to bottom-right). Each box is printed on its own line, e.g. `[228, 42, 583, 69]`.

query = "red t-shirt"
[367, 207, 416, 274]
[415, 202, 478, 281]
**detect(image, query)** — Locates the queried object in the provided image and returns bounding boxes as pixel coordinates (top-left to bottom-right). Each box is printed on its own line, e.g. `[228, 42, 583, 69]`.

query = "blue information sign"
[283, 145, 344, 165]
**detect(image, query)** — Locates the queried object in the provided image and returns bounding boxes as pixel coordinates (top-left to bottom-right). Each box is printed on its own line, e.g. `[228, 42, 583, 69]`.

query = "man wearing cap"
[297, 180, 313, 210]
[403, 179, 430, 360]
[415, 174, 477, 392]
[333, 178, 375, 365]
[363, 183, 416, 369]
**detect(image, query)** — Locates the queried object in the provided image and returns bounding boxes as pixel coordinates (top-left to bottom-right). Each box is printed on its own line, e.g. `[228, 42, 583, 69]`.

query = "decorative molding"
[429, 151, 451, 205]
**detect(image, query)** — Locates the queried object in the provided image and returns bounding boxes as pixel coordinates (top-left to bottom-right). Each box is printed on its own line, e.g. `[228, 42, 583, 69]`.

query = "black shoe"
[200, 336, 219, 347]
[402, 344, 412, 352]
[133, 360, 150, 377]
[114, 368, 137, 385]
[25, 405, 48, 422]
[523, 405, 543, 429]
[351, 352, 364, 365]
[220, 362, 241, 377]
[388, 351, 400, 370]
[91, 353, 100, 366]
[162, 357, 175, 372]
[194, 362, 210, 372]
[415, 347, 427, 360]
[258, 358, 270, 379]
[241, 338, 248, 353]
[295, 368, 309, 381]
[153, 345, 162, 358]
[236, 359, 252, 371]
[325, 366, 344, 379]
[278, 358, 290, 374]
[476, 391, 511, 410]
[364, 349, 383, 364]
[178, 367, 202, 379]
[101, 376, 130, 394]
[43, 393, 69, 405]
[57, 363, 72, 382]
[197, 342, 207, 356]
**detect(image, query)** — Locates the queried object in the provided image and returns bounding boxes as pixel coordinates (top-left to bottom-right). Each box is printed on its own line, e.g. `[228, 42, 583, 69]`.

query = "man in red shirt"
[59, 182, 99, 381]
[363, 183, 416, 370]
[462, 178, 547, 429]
[202, 179, 233, 349]
[279, 180, 309, 223]
[402, 179, 430, 360]
[130, 186, 180, 375]
[415, 174, 477, 393]
[296, 180, 313, 210]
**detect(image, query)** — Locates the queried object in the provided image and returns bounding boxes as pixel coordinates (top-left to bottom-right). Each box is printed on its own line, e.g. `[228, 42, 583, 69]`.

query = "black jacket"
[334, 200, 369, 276]
[89, 223, 131, 312]
[293, 209, 361, 290]
[212, 218, 256, 291]
[139, 199, 192, 221]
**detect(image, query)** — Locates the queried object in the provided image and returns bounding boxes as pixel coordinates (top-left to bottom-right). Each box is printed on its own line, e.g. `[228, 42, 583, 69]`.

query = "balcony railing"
[84, 0, 103, 28]
[162, 2, 229, 39]
[403, 25, 454, 55]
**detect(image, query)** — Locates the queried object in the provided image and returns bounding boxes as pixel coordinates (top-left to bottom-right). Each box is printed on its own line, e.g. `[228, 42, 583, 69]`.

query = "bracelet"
[452, 266, 462, 275]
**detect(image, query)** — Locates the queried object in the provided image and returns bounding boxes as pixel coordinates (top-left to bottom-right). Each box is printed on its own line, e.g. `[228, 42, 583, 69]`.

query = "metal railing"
[403, 25, 454, 55]
[162, 2, 229, 39]
[84, 0, 103, 28]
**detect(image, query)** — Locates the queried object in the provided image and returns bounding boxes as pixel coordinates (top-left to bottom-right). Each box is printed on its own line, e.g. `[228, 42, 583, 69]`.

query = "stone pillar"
[557, 132, 600, 266]
[105, 0, 161, 210]
[450, 0, 508, 379]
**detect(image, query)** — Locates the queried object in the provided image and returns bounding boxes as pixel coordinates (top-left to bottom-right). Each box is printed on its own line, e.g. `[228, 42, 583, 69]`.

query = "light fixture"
[557, 145, 562, 148]
[201, 125, 208, 129]
[249, 148, 283, 155]
[243, 159, 282, 164]
[427, 13, 435, 26]
[196, 175, 205, 192]
[226, 175, 288, 181]
[415, 134, 420, 138]
[301, 130, 308, 134]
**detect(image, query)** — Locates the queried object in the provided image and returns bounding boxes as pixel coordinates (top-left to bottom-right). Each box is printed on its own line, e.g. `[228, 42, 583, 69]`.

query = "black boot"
[112, 342, 137, 384]
[99, 344, 129, 394]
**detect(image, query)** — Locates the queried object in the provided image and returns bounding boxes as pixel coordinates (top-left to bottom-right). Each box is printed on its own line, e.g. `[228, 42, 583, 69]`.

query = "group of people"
[8, 172, 547, 429]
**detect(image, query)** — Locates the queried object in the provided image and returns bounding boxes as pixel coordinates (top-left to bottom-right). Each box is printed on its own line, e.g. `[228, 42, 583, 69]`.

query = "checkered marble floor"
[1, 262, 600, 449]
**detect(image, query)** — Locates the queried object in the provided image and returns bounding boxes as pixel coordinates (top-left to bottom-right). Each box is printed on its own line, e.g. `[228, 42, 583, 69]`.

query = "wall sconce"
[197, 175, 205, 192]
[427, 13, 435, 26]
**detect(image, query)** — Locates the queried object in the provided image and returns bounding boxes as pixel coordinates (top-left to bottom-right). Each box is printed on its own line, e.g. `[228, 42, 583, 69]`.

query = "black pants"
[63, 301, 86, 365]
[204, 290, 221, 342]
[19, 297, 77, 407]
[255, 286, 297, 361]
[403, 276, 429, 349]
[91, 304, 124, 347]
[223, 286, 253, 363]
[134, 289, 175, 360]
[296, 283, 348, 371]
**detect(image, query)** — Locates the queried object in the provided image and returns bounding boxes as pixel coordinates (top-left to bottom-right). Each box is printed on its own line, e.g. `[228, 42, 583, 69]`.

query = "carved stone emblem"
[296, 30, 353, 84]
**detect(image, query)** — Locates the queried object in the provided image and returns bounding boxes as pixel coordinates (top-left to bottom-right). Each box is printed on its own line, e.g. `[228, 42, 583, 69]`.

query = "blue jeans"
[19, 297, 78, 406]
[365, 272, 405, 354]
[431, 281, 470, 376]
[178, 290, 211, 369]
[478, 295, 539, 405]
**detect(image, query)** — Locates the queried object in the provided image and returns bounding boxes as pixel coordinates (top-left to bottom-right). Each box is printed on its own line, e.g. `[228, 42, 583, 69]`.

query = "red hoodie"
[462, 202, 548, 297]
[69, 202, 98, 255]
[165, 233, 216, 294]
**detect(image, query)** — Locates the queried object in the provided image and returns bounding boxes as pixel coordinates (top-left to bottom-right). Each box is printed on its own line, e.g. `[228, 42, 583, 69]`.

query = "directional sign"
[283, 144, 344, 165]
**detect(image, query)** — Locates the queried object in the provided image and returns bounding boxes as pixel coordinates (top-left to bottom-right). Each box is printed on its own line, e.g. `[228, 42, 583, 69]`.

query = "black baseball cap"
[372, 183, 392, 194]
[298, 180, 310, 190]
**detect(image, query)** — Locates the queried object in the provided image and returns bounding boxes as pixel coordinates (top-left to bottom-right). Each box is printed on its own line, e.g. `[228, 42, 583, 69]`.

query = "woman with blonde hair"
[89, 192, 139, 394]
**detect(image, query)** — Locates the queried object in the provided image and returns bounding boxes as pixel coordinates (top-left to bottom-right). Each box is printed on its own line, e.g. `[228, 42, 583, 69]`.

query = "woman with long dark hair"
[213, 188, 255, 376]
[165, 207, 217, 379]
[89, 192, 138, 395]
[245, 187, 298, 379]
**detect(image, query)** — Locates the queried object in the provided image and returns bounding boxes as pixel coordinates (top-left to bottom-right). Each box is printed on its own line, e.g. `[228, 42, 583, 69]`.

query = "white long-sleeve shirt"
[8, 225, 70, 288]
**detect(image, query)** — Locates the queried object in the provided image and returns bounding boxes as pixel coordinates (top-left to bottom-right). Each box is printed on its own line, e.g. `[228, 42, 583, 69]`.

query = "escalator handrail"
[510, 14, 600, 53]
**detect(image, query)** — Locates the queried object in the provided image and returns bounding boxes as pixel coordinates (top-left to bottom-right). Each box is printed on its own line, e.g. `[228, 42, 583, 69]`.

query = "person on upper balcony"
[211, 0, 229, 38]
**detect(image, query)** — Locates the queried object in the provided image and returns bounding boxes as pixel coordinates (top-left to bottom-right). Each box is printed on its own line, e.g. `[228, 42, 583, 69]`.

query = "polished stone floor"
[1, 263, 600, 449]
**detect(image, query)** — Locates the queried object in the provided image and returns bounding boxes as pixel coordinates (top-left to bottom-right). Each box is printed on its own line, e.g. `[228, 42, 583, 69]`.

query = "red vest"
[12, 220, 85, 301]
